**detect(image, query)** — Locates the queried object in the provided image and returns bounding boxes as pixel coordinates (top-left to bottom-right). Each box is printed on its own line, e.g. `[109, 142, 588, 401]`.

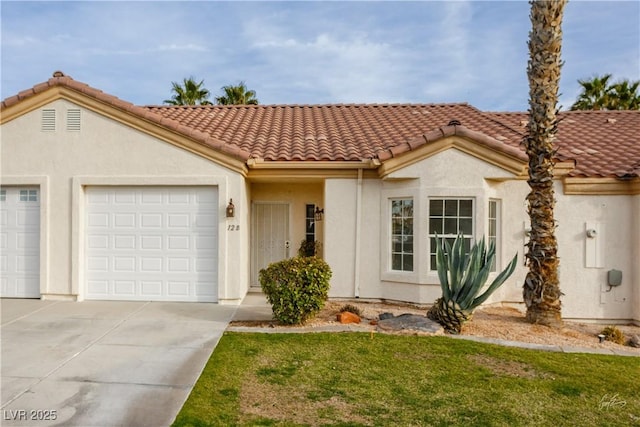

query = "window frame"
[390, 198, 414, 272]
[428, 197, 475, 271]
[488, 199, 501, 272]
[19, 189, 38, 202]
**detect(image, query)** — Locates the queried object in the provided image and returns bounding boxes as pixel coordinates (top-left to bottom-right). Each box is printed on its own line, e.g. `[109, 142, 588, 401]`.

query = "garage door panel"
[0, 187, 41, 298]
[114, 235, 135, 249]
[85, 186, 218, 302]
[168, 235, 190, 250]
[141, 235, 162, 250]
[115, 281, 136, 295]
[167, 214, 189, 228]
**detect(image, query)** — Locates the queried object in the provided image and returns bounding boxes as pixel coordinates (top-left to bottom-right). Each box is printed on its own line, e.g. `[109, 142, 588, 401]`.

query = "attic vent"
[67, 109, 81, 131]
[448, 119, 461, 126]
[41, 109, 56, 131]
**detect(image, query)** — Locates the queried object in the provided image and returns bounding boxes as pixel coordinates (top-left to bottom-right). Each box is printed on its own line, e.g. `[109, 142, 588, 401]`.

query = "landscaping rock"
[337, 311, 361, 324]
[379, 312, 395, 321]
[629, 334, 640, 348]
[377, 313, 443, 334]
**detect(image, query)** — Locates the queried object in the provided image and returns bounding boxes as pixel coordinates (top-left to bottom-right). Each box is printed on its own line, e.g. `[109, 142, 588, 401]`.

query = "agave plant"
[427, 235, 517, 334]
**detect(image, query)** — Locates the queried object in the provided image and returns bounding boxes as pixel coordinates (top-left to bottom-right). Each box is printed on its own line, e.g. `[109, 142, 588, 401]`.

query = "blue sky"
[1, 1, 638, 111]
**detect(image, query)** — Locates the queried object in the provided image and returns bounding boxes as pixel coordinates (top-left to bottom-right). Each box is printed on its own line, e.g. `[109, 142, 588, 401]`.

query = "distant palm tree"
[571, 74, 640, 110]
[215, 81, 258, 105]
[164, 77, 212, 106]
[523, 0, 566, 328]
[607, 80, 640, 110]
[571, 74, 611, 110]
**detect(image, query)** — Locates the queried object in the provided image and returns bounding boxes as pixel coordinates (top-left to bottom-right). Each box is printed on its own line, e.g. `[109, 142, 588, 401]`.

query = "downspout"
[354, 168, 363, 298]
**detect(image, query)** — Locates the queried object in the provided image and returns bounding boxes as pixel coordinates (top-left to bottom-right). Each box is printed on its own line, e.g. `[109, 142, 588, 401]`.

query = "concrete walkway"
[229, 293, 640, 357]
[1, 299, 236, 426]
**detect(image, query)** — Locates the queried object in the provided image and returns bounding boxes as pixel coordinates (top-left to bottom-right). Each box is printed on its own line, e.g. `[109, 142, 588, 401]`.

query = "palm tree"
[571, 75, 640, 110]
[215, 81, 258, 105]
[571, 74, 612, 110]
[607, 80, 640, 110]
[523, 0, 567, 327]
[164, 77, 213, 106]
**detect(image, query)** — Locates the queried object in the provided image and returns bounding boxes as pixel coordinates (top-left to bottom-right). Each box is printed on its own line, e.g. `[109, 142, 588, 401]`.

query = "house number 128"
[227, 225, 240, 231]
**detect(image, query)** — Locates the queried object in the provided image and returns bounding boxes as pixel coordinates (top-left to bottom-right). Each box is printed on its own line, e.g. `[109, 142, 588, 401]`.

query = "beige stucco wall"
[553, 188, 636, 321]
[1, 99, 249, 303]
[324, 179, 358, 297]
[325, 147, 638, 322]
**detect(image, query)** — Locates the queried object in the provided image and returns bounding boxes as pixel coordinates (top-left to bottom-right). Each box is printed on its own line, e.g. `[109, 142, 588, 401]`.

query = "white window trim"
[390, 198, 414, 273]
[428, 197, 476, 272]
[380, 188, 420, 283]
[488, 199, 501, 272]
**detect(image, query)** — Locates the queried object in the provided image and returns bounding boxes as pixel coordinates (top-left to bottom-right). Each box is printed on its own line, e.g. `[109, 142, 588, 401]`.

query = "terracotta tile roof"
[144, 103, 525, 162]
[0, 72, 252, 161]
[490, 111, 640, 178]
[2, 72, 638, 178]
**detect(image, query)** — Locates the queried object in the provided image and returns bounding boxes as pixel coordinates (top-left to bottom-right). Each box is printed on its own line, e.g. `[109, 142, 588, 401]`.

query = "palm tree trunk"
[523, 0, 567, 327]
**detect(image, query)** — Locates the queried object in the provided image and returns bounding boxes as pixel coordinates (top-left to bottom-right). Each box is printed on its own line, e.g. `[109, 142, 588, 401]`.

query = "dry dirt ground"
[231, 300, 640, 354]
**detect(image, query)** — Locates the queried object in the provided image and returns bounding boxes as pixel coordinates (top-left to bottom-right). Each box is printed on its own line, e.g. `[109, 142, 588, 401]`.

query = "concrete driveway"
[1, 299, 236, 426]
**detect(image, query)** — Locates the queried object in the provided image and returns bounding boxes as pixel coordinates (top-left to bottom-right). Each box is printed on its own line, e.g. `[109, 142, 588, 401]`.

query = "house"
[1, 72, 638, 324]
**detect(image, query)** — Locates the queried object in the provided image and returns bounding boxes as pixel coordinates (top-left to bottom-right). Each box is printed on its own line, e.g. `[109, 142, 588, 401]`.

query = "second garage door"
[85, 186, 218, 302]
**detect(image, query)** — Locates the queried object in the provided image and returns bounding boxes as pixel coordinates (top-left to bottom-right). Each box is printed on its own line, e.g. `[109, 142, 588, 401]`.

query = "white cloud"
[1, 1, 638, 110]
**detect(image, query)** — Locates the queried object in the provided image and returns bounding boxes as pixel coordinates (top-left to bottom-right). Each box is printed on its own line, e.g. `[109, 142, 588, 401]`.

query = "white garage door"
[0, 187, 41, 298]
[85, 186, 218, 302]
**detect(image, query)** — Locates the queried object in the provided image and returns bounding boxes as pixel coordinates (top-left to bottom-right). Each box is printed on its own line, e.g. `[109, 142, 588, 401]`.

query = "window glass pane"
[489, 201, 497, 218]
[0, 190, 5, 201]
[391, 201, 402, 218]
[459, 218, 473, 234]
[403, 218, 413, 235]
[430, 199, 443, 216]
[403, 255, 413, 271]
[444, 218, 457, 234]
[402, 200, 413, 217]
[392, 219, 403, 235]
[19, 190, 28, 201]
[489, 220, 496, 236]
[392, 237, 402, 253]
[430, 255, 437, 271]
[459, 199, 473, 217]
[392, 254, 402, 271]
[403, 237, 413, 253]
[445, 199, 458, 216]
[429, 218, 442, 235]
[306, 204, 315, 218]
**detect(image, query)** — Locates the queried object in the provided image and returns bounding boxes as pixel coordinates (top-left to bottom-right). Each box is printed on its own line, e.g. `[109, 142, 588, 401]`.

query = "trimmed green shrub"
[259, 256, 332, 325]
[298, 239, 322, 257]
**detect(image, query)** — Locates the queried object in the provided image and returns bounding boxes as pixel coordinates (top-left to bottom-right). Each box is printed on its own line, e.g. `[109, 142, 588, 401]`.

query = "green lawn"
[173, 332, 640, 427]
